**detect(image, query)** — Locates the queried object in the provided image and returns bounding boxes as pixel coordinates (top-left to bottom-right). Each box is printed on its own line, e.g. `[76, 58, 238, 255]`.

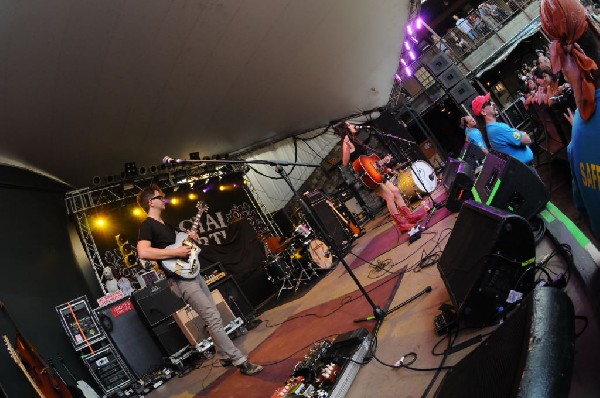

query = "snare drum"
[307, 239, 332, 269]
[294, 224, 312, 238]
[396, 160, 437, 199]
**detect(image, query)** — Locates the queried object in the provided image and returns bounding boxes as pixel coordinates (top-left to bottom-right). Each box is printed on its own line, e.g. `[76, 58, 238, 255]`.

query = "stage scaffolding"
[65, 163, 279, 295]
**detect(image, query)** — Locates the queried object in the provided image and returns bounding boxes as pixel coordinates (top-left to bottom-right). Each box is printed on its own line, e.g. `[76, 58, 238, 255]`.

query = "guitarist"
[136, 184, 263, 376]
[334, 122, 426, 233]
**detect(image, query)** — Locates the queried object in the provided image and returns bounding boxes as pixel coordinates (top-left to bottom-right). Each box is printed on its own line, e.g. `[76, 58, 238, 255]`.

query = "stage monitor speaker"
[459, 141, 486, 170]
[449, 80, 477, 104]
[438, 65, 464, 89]
[210, 276, 255, 320]
[306, 194, 349, 251]
[442, 160, 474, 212]
[426, 52, 452, 76]
[132, 279, 185, 327]
[472, 149, 549, 220]
[435, 287, 574, 398]
[437, 200, 536, 326]
[152, 318, 190, 356]
[95, 298, 164, 378]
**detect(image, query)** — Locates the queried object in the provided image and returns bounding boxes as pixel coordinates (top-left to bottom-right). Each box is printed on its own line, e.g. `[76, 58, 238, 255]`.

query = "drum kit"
[261, 222, 333, 299]
[391, 160, 438, 204]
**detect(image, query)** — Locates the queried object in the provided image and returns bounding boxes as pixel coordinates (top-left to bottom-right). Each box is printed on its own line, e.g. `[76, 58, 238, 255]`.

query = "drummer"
[334, 121, 426, 233]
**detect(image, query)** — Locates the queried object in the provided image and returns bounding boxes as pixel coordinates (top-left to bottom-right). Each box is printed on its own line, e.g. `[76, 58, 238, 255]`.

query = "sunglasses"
[150, 195, 165, 201]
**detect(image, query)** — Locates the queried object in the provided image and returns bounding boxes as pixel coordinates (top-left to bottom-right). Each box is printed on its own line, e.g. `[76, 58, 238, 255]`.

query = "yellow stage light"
[95, 218, 106, 228]
[188, 193, 198, 200]
[170, 198, 180, 205]
[132, 208, 144, 217]
[219, 185, 225, 191]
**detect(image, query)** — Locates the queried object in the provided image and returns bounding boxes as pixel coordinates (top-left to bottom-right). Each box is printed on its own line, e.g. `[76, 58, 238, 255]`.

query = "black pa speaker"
[442, 159, 475, 212]
[459, 141, 486, 170]
[437, 200, 536, 326]
[449, 80, 477, 104]
[438, 65, 464, 89]
[472, 149, 549, 220]
[435, 287, 574, 398]
[95, 298, 164, 378]
[426, 52, 452, 76]
[132, 279, 185, 327]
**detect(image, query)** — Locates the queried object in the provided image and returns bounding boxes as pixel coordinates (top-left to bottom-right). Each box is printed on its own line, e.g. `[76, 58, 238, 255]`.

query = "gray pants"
[168, 276, 246, 365]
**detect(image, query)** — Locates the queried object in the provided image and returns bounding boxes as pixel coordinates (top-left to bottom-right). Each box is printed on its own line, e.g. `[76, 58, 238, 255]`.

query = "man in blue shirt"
[460, 115, 488, 155]
[472, 93, 534, 165]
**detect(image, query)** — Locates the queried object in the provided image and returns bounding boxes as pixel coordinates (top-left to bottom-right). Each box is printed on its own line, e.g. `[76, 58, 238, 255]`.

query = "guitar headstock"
[196, 201, 208, 213]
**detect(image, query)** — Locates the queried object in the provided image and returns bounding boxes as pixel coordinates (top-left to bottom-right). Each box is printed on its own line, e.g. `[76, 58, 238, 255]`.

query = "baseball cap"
[471, 92, 491, 116]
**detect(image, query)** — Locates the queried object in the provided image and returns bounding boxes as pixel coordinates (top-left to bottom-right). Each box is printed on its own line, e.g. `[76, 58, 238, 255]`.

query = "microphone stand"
[368, 127, 445, 230]
[164, 155, 431, 326]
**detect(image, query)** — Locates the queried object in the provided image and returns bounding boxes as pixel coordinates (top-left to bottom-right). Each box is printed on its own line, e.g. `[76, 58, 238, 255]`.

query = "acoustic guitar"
[352, 154, 392, 189]
[0, 301, 73, 398]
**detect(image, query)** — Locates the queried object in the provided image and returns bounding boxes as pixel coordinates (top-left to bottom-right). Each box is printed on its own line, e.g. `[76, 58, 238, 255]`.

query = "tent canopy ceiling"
[0, 0, 410, 188]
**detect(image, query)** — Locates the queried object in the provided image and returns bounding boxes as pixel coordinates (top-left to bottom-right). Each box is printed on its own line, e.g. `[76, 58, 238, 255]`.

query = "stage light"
[406, 24, 413, 35]
[400, 58, 407, 66]
[170, 197, 180, 205]
[416, 18, 423, 30]
[394, 74, 402, 83]
[132, 208, 144, 217]
[404, 41, 411, 51]
[94, 217, 106, 228]
[188, 193, 198, 200]
[405, 66, 412, 76]
[411, 36, 418, 44]
[124, 162, 138, 177]
[409, 51, 416, 60]
[219, 185, 225, 191]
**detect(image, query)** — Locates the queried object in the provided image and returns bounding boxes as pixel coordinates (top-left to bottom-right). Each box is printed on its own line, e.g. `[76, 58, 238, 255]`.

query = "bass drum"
[396, 160, 437, 199]
[308, 239, 332, 269]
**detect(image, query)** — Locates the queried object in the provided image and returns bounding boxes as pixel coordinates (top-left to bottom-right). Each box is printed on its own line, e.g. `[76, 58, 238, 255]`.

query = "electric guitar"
[162, 201, 208, 279]
[3, 335, 45, 398]
[352, 154, 393, 189]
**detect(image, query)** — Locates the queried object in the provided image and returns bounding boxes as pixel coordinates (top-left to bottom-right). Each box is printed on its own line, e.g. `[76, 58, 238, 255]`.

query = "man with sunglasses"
[471, 93, 535, 170]
[136, 184, 263, 376]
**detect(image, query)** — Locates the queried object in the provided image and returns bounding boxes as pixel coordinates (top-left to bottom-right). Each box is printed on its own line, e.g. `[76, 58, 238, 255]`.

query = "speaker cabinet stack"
[95, 297, 164, 378]
[131, 280, 189, 356]
[304, 190, 350, 251]
[435, 287, 574, 398]
[472, 149, 549, 220]
[437, 200, 536, 326]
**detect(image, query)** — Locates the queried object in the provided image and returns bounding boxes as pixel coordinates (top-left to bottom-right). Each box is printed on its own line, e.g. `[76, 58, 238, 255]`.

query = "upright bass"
[1, 300, 72, 398]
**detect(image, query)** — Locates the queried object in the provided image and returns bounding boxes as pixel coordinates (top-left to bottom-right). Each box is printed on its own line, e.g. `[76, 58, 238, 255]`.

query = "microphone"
[162, 156, 187, 165]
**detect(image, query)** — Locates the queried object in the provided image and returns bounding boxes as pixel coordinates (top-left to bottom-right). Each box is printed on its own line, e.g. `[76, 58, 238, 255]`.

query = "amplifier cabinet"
[173, 290, 236, 346]
[82, 345, 133, 395]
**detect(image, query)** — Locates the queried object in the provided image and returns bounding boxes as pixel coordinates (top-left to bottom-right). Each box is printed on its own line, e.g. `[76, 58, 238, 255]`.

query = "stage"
[145, 185, 600, 398]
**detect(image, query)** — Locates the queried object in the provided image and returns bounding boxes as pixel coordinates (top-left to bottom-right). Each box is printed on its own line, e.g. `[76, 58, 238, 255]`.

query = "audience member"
[541, 0, 600, 239]
[471, 93, 536, 173]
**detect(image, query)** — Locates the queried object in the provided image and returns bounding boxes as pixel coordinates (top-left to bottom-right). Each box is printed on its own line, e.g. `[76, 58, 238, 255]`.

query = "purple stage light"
[404, 41, 411, 51]
[416, 18, 423, 29]
[409, 51, 416, 60]
[411, 36, 418, 43]
[405, 66, 412, 76]
[394, 74, 402, 83]
[400, 58, 407, 66]
[406, 24, 413, 35]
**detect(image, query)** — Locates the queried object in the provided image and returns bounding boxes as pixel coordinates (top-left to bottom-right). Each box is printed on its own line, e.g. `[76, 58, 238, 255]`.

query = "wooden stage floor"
[147, 189, 600, 398]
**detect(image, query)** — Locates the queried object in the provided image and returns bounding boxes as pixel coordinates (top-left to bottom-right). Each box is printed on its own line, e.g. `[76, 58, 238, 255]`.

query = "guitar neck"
[3, 336, 45, 398]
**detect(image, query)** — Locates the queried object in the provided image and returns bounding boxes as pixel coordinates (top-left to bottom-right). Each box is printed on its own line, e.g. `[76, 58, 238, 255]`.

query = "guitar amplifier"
[173, 290, 237, 346]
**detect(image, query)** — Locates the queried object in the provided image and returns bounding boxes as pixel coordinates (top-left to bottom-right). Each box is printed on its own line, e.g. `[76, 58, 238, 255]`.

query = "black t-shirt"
[138, 217, 178, 249]
[349, 140, 368, 164]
